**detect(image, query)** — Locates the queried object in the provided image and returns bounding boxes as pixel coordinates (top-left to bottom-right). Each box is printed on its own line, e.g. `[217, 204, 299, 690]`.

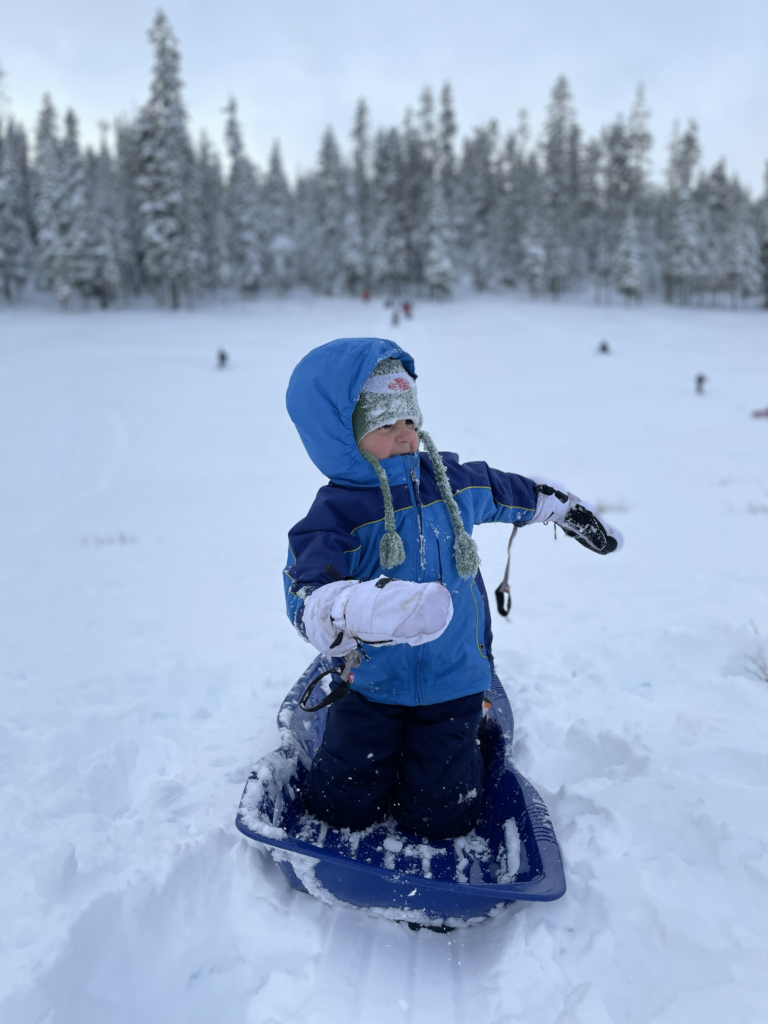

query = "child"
[284, 338, 620, 840]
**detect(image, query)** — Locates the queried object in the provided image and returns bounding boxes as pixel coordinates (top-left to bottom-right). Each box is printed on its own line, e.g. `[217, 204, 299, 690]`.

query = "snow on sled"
[236, 655, 565, 928]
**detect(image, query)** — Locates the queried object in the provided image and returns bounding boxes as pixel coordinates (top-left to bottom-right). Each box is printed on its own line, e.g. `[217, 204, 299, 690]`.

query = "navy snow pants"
[301, 689, 485, 839]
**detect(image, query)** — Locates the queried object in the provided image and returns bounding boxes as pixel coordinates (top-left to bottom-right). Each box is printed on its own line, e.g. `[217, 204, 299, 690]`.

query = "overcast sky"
[1, 0, 766, 191]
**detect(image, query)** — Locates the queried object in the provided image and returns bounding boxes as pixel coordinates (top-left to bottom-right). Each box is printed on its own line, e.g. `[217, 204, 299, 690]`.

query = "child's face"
[359, 419, 419, 460]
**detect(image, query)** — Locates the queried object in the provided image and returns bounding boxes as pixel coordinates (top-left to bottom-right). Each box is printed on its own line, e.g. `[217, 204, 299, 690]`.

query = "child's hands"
[531, 484, 623, 555]
[303, 577, 454, 654]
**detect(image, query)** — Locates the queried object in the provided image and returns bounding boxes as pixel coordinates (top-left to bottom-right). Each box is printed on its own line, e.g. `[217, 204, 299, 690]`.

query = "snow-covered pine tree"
[400, 106, 433, 286]
[664, 122, 702, 303]
[114, 119, 144, 296]
[758, 163, 768, 307]
[34, 94, 66, 299]
[578, 138, 607, 300]
[626, 85, 653, 289]
[136, 11, 190, 308]
[306, 128, 346, 294]
[423, 178, 456, 297]
[225, 98, 263, 295]
[541, 77, 580, 297]
[614, 208, 642, 301]
[437, 83, 457, 202]
[57, 110, 92, 305]
[496, 112, 541, 290]
[341, 173, 366, 294]
[721, 179, 762, 305]
[262, 143, 294, 291]
[0, 119, 34, 300]
[665, 189, 701, 304]
[369, 128, 409, 295]
[351, 99, 372, 289]
[458, 123, 500, 290]
[198, 134, 231, 291]
[75, 134, 121, 307]
[520, 211, 547, 296]
[182, 140, 207, 301]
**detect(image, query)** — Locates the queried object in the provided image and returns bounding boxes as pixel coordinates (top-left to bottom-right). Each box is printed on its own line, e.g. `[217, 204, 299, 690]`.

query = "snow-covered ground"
[1, 293, 766, 1024]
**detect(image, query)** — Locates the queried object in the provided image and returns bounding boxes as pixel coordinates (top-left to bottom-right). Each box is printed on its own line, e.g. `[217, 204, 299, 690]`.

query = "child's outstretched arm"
[438, 453, 621, 555]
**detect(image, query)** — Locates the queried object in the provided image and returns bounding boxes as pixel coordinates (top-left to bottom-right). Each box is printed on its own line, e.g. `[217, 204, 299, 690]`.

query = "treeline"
[0, 11, 766, 309]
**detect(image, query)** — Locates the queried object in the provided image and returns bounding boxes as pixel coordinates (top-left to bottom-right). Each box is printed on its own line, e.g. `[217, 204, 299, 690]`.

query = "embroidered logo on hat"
[362, 372, 415, 395]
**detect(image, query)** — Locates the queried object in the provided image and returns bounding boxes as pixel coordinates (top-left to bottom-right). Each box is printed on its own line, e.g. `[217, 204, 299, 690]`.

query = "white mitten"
[303, 577, 454, 654]
[530, 483, 623, 554]
[302, 579, 358, 654]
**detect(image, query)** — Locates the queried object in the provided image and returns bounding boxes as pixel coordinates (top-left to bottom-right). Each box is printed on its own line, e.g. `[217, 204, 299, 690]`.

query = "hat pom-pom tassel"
[454, 531, 480, 580]
[379, 530, 406, 570]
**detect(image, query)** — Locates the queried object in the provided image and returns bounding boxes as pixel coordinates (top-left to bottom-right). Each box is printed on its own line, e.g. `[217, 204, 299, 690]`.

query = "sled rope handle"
[494, 525, 518, 616]
[299, 649, 362, 713]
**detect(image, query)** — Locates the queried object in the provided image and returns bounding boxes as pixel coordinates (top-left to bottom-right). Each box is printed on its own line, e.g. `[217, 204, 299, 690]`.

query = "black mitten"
[532, 484, 622, 555]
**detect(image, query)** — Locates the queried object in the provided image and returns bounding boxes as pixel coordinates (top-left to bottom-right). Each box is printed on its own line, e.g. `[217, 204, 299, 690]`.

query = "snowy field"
[1, 293, 767, 1024]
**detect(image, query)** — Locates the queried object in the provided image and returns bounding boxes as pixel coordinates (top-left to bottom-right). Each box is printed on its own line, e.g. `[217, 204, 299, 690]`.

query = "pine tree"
[369, 128, 408, 294]
[136, 11, 190, 308]
[74, 136, 121, 307]
[198, 134, 231, 291]
[521, 212, 547, 295]
[722, 186, 762, 305]
[263, 142, 294, 291]
[34, 94, 66, 299]
[664, 122, 702, 303]
[541, 77, 580, 297]
[59, 110, 98, 305]
[307, 128, 346, 294]
[225, 98, 263, 294]
[114, 119, 144, 296]
[458, 124, 501, 290]
[438, 84, 457, 198]
[182, 141, 207, 300]
[758, 162, 768, 307]
[423, 179, 456, 296]
[0, 119, 34, 299]
[614, 209, 642, 300]
[351, 99, 371, 288]
[341, 175, 366, 293]
[400, 107, 433, 286]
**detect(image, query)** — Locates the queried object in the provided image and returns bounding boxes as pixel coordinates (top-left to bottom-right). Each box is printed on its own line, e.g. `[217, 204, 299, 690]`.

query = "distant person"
[391, 309, 400, 327]
[217, 349, 228, 369]
[283, 339, 622, 839]
[362, 289, 371, 302]
[402, 300, 413, 319]
[598, 340, 611, 354]
[695, 373, 707, 394]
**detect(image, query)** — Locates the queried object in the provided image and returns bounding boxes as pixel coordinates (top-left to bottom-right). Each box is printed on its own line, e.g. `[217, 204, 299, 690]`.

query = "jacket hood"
[286, 338, 417, 487]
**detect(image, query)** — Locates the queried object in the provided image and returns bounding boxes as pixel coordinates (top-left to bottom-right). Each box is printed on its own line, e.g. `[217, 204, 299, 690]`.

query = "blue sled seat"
[236, 655, 566, 928]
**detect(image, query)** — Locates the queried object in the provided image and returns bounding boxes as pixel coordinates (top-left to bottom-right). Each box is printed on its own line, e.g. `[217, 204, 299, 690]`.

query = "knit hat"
[354, 359, 480, 580]
[352, 358, 423, 443]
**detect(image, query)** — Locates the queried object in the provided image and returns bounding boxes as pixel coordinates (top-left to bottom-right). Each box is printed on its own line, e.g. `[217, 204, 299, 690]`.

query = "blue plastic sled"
[236, 655, 566, 928]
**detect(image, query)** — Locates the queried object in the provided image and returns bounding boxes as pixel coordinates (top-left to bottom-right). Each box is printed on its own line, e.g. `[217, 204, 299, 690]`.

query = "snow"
[1, 293, 767, 1024]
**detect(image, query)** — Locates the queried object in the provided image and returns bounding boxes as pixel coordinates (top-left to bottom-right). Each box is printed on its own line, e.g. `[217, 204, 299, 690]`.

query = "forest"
[0, 10, 766, 310]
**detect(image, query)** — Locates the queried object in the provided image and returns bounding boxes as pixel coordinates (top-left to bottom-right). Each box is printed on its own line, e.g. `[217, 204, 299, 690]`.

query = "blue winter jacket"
[284, 337, 537, 706]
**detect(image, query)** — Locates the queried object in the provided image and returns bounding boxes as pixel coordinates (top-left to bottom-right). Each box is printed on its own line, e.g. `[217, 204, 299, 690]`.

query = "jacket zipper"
[408, 466, 426, 703]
